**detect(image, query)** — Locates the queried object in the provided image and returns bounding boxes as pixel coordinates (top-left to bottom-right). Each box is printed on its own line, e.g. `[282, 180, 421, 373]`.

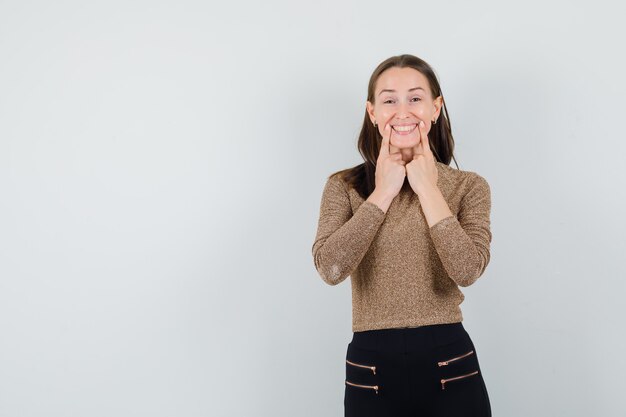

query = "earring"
[373, 120, 377, 126]
[432, 118, 437, 125]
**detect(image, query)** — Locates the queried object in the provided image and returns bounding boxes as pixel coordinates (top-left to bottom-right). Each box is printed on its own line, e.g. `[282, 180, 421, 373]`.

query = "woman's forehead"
[376, 67, 429, 93]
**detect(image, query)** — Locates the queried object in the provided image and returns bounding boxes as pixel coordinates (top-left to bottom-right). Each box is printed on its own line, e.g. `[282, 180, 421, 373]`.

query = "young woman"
[312, 54, 493, 416]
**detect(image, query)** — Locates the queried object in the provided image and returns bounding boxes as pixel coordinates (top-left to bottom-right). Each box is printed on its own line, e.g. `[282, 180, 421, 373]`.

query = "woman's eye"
[383, 98, 420, 104]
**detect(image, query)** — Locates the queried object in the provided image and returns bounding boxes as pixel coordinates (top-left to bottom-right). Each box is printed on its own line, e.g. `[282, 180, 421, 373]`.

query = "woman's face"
[366, 67, 442, 150]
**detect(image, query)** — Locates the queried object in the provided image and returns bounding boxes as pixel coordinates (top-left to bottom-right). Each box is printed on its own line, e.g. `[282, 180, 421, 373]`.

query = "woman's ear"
[366, 101, 375, 122]
[433, 96, 443, 119]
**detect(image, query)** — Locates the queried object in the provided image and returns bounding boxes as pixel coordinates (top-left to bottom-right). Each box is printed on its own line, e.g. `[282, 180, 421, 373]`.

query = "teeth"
[393, 124, 417, 132]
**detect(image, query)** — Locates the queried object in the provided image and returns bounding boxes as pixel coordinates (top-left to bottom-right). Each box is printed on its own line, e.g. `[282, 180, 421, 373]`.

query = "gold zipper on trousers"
[346, 359, 376, 375]
[345, 380, 379, 394]
[440, 370, 479, 390]
[437, 350, 474, 367]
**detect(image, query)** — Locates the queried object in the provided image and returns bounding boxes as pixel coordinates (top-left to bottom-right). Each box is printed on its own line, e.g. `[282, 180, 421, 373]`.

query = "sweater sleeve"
[428, 174, 492, 287]
[311, 174, 387, 286]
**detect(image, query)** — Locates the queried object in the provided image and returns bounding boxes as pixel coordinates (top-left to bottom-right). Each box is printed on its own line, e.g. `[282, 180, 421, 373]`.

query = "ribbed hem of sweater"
[352, 313, 464, 333]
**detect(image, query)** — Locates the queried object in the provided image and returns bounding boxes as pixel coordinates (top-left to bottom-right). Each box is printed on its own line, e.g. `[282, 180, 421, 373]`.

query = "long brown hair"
[331, 54, 460, 200]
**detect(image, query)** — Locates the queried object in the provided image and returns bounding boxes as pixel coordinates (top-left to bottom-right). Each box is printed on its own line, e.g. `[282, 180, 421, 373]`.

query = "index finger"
[418, 120, 433, 157]
[379, 122, 392, 158]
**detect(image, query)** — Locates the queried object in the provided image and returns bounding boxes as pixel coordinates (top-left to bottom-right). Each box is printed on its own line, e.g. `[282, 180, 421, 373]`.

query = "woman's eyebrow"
[378, 87, 424, 96]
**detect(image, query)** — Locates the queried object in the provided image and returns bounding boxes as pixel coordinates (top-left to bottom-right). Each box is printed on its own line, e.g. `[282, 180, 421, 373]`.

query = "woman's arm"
[311, 175, 387, 286]
[421, 174, 493, 287]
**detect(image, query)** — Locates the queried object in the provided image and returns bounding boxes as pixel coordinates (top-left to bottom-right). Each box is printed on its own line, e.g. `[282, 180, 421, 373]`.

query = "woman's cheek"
[413, 106, 427, 118]
[381, 110, 394, 121]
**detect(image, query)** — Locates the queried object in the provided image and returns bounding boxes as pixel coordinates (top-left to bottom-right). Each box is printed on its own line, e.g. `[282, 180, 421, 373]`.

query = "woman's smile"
[392, 123, 418, 135]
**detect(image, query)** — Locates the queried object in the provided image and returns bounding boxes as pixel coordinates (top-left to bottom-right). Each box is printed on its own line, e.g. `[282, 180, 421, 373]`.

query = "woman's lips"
[392, 124, 418, 135]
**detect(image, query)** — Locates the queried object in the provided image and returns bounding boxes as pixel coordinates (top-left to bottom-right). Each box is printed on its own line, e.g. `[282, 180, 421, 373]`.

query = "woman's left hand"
[406, 120, 438, 195]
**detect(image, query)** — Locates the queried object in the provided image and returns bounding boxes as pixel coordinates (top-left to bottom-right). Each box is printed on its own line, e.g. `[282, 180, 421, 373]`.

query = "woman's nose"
[396, 102, 410, 117]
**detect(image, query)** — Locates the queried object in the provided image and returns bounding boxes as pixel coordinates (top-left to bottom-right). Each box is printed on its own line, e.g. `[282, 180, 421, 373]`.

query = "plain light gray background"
[1, 1, 625, 416]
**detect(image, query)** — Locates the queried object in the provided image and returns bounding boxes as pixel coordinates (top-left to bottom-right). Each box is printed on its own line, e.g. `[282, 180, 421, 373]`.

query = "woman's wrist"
[366, 189, 394, 214]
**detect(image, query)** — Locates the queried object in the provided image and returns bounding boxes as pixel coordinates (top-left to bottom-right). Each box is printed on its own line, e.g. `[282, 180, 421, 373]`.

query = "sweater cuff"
[360, 200, 386, 217]
[429, 214, 458, 231]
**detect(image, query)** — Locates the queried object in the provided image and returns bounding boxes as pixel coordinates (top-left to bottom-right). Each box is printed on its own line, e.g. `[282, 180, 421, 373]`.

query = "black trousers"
[344, 322, 492, 417]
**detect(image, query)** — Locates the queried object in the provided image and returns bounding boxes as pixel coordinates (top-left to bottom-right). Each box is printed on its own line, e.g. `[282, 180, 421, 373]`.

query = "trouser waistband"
[350, 322, 467, 354]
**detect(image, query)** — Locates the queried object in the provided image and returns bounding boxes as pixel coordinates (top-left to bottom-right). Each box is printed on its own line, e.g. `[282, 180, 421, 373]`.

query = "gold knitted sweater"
[311, 161, 492, 332]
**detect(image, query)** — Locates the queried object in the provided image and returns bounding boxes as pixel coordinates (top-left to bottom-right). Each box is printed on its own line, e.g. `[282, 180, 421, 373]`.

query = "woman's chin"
[390, 136, 419, 148]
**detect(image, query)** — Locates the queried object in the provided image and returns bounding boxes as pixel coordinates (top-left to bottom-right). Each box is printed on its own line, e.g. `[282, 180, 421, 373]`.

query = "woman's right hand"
[374, 122, 406, 199]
